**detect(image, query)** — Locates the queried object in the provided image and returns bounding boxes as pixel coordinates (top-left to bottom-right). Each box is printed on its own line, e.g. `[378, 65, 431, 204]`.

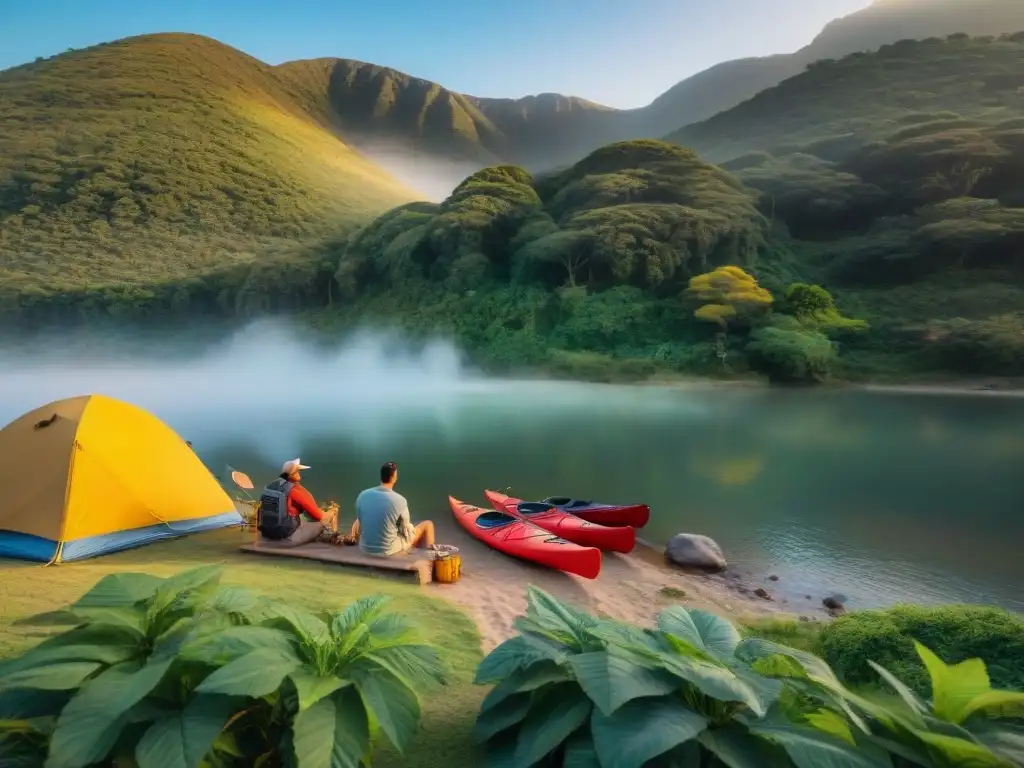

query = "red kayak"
[539, 496, 650, 529]
[449, 496, 601, 579]
[484, 490, 636, 554]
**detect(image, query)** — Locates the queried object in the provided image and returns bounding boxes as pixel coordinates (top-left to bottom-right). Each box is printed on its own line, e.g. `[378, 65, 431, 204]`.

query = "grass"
[0, 528, 485, 768]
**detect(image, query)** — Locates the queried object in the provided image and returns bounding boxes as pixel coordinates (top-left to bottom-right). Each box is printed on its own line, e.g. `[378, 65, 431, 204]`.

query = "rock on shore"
[665, 533, 728, 571]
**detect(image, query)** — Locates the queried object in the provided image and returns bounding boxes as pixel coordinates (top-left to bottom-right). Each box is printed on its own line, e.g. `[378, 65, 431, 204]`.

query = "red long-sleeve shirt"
[287, 484, 323, 521]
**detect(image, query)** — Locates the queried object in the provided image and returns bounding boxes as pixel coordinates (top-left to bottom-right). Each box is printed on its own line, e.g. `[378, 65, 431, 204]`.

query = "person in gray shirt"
[351, 462, 435, 556]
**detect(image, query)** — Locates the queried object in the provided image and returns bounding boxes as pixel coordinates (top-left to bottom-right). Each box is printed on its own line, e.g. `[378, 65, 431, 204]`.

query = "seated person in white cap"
[256, 458, 330, 546]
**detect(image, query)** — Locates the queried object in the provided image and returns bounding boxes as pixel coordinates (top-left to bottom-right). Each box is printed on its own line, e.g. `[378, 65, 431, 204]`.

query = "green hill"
[643, 0, 1024, 139]
[668, 33, 1024, 164]
[0, 33, 418, 307]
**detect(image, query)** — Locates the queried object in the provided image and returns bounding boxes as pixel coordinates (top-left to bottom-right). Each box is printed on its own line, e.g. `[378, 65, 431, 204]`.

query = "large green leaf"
[805, 709, 856, 746]
[134, 695, 238, 768]
[472, 692, 532, 743]
[69, 607, 146, 636]
[657, 606, 741, 660]
[206, 587, 258, 617]
[971, 721, 1024, 766]
[0, 662, 102, 691]
[46, 659, 173, 768]
[866, 661, 928, 720]
[590, 697, 708, 768]
[195, 649, 299, 698]
[566, 651, 679, 716]
[483, 730, 519, 768]
[260, 603, 330, 646]
[915, 730, 1014, 768]
[0, 689, 71, 720]
[513, 683, 591, 767]
[475, 636, 559, 684]
[179, 626, 297, 666]
[736, 638, 844, 689]
[914, 642, 992, 725]
[353, 666, 420, 753]
[1, 625, 143, 675]
[562, 732, 601, 768]
[962, 690, 1024, 722]
[289, 671, 347, 712]
[148, 566, 222, 616]
[523, 587, 596, 648]
[584, 618, 662, 655]
[752, 723, 894, 768]
[330, 596, 390, 639]
[74, 573, 166, 608]
[660, 654, 767, 715]
[365, 644, 446, 688]
[699, 724, 786, 768]
[329, 686, 371, 768]
[291, 695, 337, 768]
[479, 661, 571, 713]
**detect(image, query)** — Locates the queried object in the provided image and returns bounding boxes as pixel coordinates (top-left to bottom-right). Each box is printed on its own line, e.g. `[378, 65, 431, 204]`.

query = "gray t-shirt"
[355, 485, 415, 556]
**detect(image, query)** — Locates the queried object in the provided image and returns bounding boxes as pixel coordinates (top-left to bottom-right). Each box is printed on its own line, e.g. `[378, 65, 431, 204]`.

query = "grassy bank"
[0, 530, 485, 768]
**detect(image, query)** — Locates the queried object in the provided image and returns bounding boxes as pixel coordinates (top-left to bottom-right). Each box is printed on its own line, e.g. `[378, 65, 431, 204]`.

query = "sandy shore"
[427, 535, 805, 652]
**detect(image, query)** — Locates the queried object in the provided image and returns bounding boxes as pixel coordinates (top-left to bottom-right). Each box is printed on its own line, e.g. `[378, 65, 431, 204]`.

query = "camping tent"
[0, 394, 242, 563]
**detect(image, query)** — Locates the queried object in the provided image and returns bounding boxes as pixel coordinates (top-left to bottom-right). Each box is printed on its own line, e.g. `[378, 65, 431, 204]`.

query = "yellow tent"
[0, 394, 241, 563]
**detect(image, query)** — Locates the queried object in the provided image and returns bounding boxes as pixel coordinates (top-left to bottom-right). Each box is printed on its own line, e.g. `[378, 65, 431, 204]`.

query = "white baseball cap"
[281, 458, 310, 474]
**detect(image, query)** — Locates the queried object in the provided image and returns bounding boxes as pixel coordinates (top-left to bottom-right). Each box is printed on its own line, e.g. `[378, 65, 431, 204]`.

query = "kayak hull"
[484, 490, 636, 554]
[449, 496, 601, 579]
[541, 497, 650, 529]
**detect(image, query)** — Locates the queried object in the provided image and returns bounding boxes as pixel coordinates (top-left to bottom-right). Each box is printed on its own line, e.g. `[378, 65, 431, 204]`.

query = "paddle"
[225, 465, 261, 541]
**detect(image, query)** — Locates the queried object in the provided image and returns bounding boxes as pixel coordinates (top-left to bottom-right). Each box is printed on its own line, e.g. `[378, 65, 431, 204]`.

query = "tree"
[784, 282, 869, 337]
[686, 266, 773, 330]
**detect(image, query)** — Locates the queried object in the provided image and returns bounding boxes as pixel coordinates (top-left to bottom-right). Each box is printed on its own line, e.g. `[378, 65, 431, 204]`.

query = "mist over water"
[1, 318, 1023, 613]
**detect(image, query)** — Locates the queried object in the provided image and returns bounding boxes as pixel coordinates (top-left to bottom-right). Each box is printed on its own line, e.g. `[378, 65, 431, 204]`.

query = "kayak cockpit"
[517, 502, 556, 515]
[475, 511, 517, 529]
[543, 496, 594, 508]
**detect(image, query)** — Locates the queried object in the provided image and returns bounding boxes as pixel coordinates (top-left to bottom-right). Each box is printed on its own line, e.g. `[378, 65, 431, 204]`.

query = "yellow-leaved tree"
[687, 266, 773, 371]
[687, 266, 773, 330]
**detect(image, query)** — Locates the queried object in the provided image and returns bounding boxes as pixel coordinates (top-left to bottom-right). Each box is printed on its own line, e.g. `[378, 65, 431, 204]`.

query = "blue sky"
[2, 0, 873, 108]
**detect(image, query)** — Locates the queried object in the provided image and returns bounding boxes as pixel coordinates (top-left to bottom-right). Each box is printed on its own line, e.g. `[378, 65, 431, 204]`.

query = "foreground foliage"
[0, 565, 445, 766]
[473, 587, 1024, 767]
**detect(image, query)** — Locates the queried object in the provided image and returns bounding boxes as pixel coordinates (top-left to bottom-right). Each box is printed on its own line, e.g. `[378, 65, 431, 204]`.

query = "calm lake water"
[1, 321, 1022, 612]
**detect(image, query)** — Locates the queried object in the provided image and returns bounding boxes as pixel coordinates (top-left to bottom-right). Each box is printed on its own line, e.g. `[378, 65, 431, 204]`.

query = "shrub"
[783, 283, 869, 338]
[746, 325, 836, 383]
[0, 566, 445, 766]
[820, 604, 1024, 696]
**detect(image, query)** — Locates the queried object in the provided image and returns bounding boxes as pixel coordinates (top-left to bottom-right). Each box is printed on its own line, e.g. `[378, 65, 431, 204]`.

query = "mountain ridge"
[8, 0, 1021, 184]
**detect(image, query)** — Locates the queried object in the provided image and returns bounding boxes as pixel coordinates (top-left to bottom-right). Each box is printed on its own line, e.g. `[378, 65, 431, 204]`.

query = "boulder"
[754, 587, 773, 600]
[665, 533, 728, 571]
[823, 596, 847, 616]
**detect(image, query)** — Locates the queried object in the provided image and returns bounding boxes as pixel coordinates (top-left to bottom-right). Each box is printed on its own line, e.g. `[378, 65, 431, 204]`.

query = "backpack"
[257, 478, 298, 540]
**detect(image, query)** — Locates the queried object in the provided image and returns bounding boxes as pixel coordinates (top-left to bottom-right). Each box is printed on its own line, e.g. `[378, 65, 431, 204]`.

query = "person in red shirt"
[257, 458, 332, 545]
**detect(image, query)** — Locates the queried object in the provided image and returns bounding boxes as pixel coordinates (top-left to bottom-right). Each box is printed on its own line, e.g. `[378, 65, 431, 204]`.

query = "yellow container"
[433, 554, 462, 584]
